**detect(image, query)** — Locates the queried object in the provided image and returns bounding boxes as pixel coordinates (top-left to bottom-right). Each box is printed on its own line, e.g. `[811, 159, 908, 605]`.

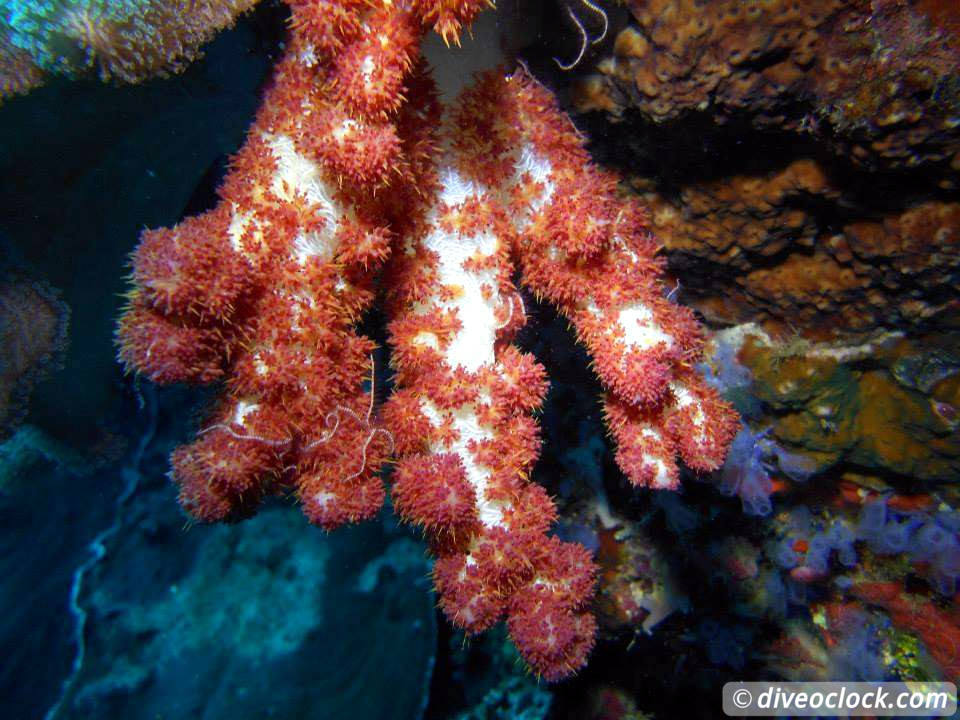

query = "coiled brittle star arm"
[553, 0, 609, 71]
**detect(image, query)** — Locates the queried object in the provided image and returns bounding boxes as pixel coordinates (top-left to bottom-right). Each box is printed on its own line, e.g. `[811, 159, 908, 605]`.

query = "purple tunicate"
[825, 522, 854, 548]
[936, 510, 960, 532]
[908, 518, 960, 595]
[834, 575, 854, 590]
[774, 446, 820, 483]
[719, 426, 774, 516]
[856, 497, 887, 540]
[831, 622, 886, 681]
[935, 536, 960, 575]
[704, 339, 753, 392]
[740, 484, 773, 517]
[775, 539, 800, 569]
[913, 521, 951, 562]
[805, 534, 832, 574]
[876, 518, 912, 555]
[931, 536, 960, 596]
[825, 522, 857, 567]
[718, 429, 755, 498]
[837, 544, 858, 567]
[931, 541, 960, 596]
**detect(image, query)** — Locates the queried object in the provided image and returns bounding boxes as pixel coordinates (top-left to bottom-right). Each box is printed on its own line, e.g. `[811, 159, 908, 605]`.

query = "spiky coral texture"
[117, 0, 444, 528]
[382, 70, 738, 677]
[115, 0, 737, 681]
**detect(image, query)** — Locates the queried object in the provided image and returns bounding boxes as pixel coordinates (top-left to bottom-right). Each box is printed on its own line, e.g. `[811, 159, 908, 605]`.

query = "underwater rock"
[722, 327, 960, 484]
[635, 164, 960, 337]
[0, 424, 102, 495]
[569, 0, 960, 341]
[593, 513, 688, 636]
[575, 0, 960, 173]
[454, 672, 552, 720]
[892, 347, 960, 394]
[0, 277, 69, 438]
[67, 506, 436, 719]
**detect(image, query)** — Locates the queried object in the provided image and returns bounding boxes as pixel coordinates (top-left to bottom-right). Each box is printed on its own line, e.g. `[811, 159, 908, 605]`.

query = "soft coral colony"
[114, 0, 739, 680]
